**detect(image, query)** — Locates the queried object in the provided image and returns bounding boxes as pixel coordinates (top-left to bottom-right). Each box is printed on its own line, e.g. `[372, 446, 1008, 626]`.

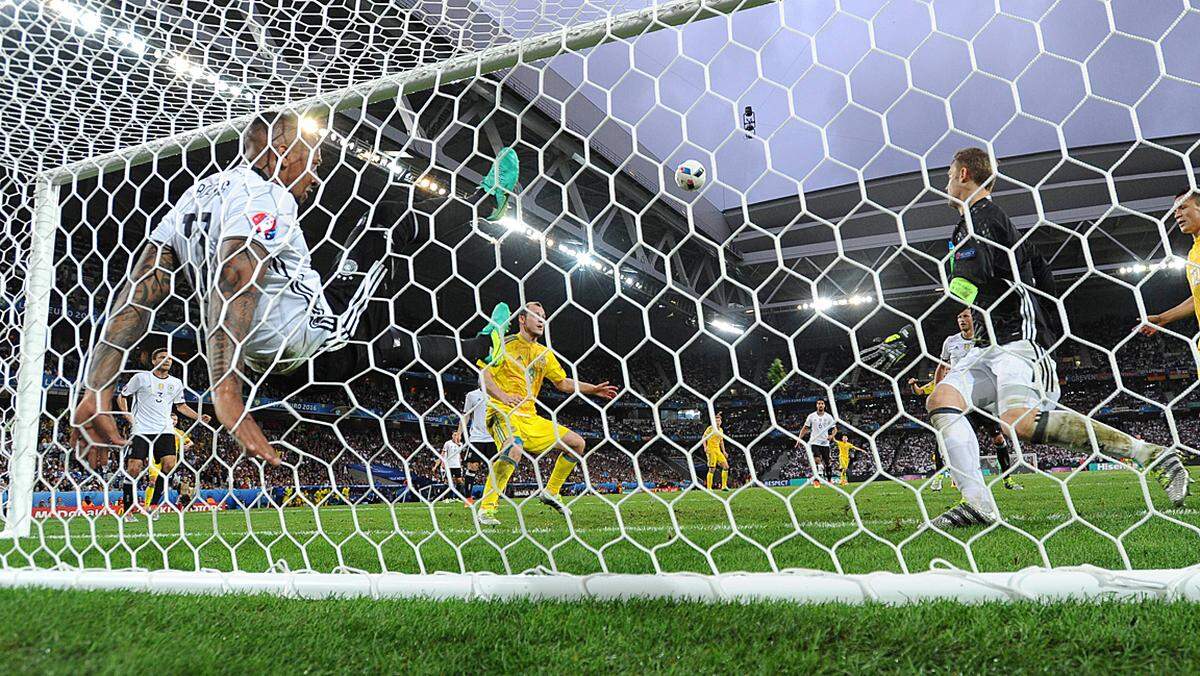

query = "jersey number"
[182, 212, 213, 237]
[181, 212, 214, 288]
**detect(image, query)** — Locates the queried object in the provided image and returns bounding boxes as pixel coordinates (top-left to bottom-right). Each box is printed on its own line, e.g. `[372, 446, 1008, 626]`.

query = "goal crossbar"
[36, 0, 777, 186]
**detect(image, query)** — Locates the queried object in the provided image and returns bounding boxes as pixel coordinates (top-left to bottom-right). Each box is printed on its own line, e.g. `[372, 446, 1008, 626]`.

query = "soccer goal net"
[3, 0, 1200, 604]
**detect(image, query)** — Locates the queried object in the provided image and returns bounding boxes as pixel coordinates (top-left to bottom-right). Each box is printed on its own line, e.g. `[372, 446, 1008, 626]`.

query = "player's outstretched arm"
[72, 243, 176, 453]
[860, 326, 915, 371]
[207, 238, 279, 465]
[553, 377, 618, 400]
[482, 369, 522, 408]
[1140, 296, 1196, 336]
[795, 425, 810, 448]
[175, 403, 211, 425]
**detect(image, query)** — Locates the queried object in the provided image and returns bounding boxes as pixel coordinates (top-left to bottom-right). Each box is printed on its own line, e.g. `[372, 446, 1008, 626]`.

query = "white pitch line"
[20, 506, 1200, 543]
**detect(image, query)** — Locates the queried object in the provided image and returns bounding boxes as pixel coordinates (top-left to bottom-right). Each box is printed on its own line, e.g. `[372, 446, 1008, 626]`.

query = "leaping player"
[877, 148, 1187, 526]
[475, 302, 618, 526]
[70, 111, 516, 465]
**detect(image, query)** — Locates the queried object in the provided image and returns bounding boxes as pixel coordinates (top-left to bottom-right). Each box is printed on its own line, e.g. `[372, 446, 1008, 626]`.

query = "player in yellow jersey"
[701, 412, 729, 491]
[1141, 189, 1200, 376]
[833, 433, 865, 486]
[908, 379, 936, 397]
[475, 302, 618, 526]
[144, 412, 194, 518]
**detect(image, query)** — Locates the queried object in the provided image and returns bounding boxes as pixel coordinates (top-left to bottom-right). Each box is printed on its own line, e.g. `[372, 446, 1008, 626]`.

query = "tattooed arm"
[207, 237, 279, 464]
[71, 243, 176, 457]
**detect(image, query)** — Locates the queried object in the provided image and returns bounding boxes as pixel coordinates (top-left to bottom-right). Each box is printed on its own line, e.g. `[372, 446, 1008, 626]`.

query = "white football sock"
[930, 407, 996, 516]
[1032, 410, 1162, 466]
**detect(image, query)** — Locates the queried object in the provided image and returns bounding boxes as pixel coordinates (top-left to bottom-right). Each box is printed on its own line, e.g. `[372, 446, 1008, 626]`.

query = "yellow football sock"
[479, 456, 517, 512]
[721, 469, 728, 490]
[706, 469, 713, 490]
[545, 454, 578, 496]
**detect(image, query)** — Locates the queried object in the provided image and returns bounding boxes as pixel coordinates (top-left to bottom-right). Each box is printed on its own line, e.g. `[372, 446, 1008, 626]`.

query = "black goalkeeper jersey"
[948, 198, 1061, 350]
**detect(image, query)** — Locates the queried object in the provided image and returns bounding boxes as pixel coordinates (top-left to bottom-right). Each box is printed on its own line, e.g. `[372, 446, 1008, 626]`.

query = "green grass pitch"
[5, 468, 1200, 575]
[4, 469, 1200, 672]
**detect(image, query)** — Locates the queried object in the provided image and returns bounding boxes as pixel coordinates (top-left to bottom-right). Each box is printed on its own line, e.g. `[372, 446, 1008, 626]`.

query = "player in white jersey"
[114, 349, 209, 519]
[70, 111, 514, 465]
[908, 310, 1024, 492]
[796, 399, 838, 486]
[909, 309, 976, 398]
[433, 430, 467, 501]
[460, 383, 492, 504]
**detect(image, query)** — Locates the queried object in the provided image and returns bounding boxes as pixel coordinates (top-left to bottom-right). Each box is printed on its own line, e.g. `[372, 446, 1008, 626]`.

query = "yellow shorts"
[705, 447, 726, 466]
[486, 409, 573, 455]
[839, 449, 850, 468]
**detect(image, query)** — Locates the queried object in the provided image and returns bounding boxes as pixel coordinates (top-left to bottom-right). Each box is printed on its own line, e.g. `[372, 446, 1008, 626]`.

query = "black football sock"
[151, 474, 166, 506]
[123, 479, 136, 513]
[995, 440, 1014, 477]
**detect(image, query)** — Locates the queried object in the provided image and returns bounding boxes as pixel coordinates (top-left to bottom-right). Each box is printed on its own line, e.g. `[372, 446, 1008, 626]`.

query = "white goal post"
[3, 0, 1200, 605]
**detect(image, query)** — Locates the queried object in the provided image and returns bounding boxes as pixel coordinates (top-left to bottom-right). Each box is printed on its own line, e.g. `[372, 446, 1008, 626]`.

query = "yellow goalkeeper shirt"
[481, 335, 567, 416]
[916, 381, 935, 396]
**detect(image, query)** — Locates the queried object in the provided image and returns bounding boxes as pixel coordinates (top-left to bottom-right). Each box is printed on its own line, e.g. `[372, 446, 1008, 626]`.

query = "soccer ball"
[674, 159, 706, 191]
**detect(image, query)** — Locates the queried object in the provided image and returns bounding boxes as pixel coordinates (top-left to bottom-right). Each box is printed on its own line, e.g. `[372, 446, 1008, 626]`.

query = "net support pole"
[0, 178, 59, 539]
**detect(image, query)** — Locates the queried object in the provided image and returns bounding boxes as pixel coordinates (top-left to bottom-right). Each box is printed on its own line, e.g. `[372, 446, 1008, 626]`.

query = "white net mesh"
[3, 0, 1200, 599]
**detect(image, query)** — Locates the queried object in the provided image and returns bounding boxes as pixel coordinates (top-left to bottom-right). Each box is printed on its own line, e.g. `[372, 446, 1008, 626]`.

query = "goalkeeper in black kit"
[865, 147, 1188, 527]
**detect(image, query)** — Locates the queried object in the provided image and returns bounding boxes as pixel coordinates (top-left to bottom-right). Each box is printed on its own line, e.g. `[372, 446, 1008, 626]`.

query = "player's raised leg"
[1012, 406, 1186, 503]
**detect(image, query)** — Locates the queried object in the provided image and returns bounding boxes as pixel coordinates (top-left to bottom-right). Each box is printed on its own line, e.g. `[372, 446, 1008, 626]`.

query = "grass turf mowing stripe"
[3, 588, 1200, 673]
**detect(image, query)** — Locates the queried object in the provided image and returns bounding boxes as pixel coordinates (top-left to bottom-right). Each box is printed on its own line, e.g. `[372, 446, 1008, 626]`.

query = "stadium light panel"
[76, 8, 100, 32]
[299, 116, 324, 135]
[709, 318, 742, 335]
[114, 30, 146, 56]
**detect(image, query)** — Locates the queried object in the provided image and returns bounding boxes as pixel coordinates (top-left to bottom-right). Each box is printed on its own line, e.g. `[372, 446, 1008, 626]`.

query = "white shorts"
[940, 340, 1060, 415]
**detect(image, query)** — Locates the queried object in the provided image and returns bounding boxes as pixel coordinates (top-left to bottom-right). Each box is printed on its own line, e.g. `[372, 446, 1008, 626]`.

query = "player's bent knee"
[1000, 407, 1038, 440]
[564, 432, 585, 455]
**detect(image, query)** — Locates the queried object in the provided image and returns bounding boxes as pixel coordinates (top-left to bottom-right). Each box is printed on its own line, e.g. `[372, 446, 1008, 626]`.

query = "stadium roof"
[14, 0, 1200, 360]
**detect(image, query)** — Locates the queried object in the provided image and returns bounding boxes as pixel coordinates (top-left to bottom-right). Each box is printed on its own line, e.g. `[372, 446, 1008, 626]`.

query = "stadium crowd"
[6, 311, 1196, 506]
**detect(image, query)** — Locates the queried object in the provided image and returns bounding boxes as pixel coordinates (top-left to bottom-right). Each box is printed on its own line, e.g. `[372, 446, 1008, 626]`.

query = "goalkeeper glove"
[767, 357, 787, 387]
[860, 325, 914, 371]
